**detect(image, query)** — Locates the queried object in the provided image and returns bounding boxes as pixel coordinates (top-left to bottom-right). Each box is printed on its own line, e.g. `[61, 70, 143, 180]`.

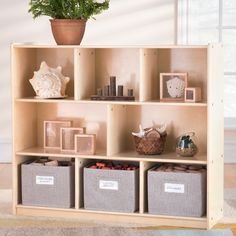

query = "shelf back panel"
[95, 48, 141, 100]
[12, 47, 75, 99]
[157, 48, 207, 102]
[34, 103, 107, 153]
[36, 48, 74, 97]
[125, 105, 207, 154]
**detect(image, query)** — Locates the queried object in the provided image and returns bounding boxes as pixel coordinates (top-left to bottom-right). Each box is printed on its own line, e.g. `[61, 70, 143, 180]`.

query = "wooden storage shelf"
[12, 44, 224, 229]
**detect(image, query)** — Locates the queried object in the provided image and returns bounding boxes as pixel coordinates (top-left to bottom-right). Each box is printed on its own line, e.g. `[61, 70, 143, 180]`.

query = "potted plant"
[29, 0, 109, 45]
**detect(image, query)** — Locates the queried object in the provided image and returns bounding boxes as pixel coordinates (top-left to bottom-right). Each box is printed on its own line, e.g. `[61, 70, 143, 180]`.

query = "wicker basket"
[133, 129, 167, 155]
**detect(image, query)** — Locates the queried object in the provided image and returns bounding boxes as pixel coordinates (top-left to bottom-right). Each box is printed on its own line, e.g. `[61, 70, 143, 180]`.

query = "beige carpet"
[221, 189, 236, 224]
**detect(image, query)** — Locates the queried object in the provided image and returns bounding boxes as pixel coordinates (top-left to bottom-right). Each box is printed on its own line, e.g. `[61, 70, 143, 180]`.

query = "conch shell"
[29, 61, 70, 99]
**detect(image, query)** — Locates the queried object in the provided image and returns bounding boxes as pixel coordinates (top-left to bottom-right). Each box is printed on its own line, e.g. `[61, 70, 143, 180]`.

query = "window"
[178, 0, 236, 126]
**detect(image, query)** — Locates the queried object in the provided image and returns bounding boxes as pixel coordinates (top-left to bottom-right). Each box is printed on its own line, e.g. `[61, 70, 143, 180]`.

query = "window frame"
[177, 0, 236, 127]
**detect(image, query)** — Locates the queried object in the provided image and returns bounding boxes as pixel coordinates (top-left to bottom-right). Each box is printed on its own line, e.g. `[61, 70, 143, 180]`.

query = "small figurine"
[91, 76, 135, 101]
[176, 132, 198, 157]
[30, 61, 70, 99]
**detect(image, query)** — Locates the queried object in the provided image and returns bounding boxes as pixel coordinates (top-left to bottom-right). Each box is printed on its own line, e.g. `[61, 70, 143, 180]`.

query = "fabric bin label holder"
[164, 183, 185, 193]
[85, 163, 119, 191]
[149, 166, 189, 196]
[162, 180, 188, 196]
[85, 163, 136, 191]
[29, 163, 72, 186]
[36, 176, 54, 185]
[99, 180, 119, 190]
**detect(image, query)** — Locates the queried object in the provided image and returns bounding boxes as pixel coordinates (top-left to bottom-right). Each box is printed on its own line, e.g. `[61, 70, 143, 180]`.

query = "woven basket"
[133, 132, 167, 155]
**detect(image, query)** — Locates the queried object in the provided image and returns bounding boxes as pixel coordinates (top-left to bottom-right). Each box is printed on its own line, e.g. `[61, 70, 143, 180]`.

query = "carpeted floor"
[0, 189, 236, 235]
[0, 228, 233, 236]
[221, 189, 236, 224]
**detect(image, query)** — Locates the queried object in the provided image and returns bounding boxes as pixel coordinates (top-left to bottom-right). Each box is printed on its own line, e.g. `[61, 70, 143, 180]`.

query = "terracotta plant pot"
[50, 19, 86, 45]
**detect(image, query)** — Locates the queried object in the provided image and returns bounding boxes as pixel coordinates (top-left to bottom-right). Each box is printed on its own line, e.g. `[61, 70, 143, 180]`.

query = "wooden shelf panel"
[15, 98, 207, 107]
[114, 151, 207, 164]
[16, 147, 207, 164]
[15, 204, 207, 228]
[15, 97, 75, 103]
[12, 44, 209, 49]
[16, 204, 206, 221]
[16, 147, 107, 159]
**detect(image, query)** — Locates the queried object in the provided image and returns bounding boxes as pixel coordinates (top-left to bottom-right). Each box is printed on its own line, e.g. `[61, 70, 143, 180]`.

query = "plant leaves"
[29, 0, 109, 20]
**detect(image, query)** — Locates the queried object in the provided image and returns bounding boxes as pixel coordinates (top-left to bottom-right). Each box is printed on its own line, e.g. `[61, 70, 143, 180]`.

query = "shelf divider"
[76, 158, 91, 209]
[74, 48, 95, 100]
[139, 161, 153, 214]
[107, 104, 128, 156]
[140, 48, 158, 102]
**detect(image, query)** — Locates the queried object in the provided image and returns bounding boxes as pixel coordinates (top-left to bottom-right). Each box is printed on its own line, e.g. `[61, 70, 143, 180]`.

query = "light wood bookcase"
[11, 44, 224, 229]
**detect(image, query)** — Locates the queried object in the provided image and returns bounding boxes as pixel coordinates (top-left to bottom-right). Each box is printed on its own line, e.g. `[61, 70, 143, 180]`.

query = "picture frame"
[74, 134, 96, 155]
[44, 120, 72, 149]
[185, 87, 202, 103]
[160, 73, 188, 101]
[60, 127, 86, 151]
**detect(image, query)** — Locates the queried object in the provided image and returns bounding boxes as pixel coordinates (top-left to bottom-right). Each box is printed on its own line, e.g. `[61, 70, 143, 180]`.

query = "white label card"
[36, 176, 54, 185]
[164, 183, 185, 193]
[99, 180, 118, 190]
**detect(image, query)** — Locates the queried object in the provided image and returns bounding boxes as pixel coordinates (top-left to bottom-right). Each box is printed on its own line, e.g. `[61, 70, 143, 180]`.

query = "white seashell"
[29, 61, 70, 99]
[166, 76, 185, 98]
[132, 124, 146, 138]
[157, 124, 167, 134]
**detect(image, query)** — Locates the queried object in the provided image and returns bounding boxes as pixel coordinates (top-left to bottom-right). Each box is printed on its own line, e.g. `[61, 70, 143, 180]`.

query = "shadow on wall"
[0, 0, 176, 162]
[84, 0, 175, 44]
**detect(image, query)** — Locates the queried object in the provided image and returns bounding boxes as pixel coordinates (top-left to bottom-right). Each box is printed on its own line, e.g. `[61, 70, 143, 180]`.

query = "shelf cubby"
[140, 48, 208, 102]
[107, 104, 207, 160]
[14, 102, 107, 155]
[75, 48, 141, 101]
[12, 47, 75, 99]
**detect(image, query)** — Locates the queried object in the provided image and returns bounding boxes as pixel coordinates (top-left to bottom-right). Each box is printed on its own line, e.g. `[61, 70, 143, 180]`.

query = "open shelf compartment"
[139, 48, 208, 103]
[107, 104, 207, 164]
[74, 48, 141, 101]
[12, 47, 75, 99]
[14, 102, 107, 156]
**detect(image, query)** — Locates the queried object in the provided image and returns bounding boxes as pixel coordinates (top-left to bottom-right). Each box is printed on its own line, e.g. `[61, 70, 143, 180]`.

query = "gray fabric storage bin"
[21, 163, 75, 208]
[148, 167, 206, 217]
[84, 167, 139, 212]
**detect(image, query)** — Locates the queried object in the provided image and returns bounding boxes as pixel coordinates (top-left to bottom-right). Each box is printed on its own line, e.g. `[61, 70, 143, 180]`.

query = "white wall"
[0, 0, 177, 162]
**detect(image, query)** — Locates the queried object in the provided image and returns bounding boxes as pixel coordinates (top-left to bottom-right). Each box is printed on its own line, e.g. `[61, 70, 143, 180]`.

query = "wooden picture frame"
[60, 127, 86, 151]
[44, 120, 72, 149]
[185, 87, 202, 103]
[74, 134, 96, 155]
[160, 73, 188, 101]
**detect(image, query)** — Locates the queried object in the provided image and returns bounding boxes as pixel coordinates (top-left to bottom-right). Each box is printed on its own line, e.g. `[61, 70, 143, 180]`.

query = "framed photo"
[185, 87, 202, 103]
[44, 120, 72, 149]
[60, 127, 86, 151]
[74, 134, 96, 155]
[160, 73, 188, 101]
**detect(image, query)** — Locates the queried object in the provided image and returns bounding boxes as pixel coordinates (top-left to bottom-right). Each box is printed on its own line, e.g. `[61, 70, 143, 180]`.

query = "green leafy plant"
[29, 0, 109, 20]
